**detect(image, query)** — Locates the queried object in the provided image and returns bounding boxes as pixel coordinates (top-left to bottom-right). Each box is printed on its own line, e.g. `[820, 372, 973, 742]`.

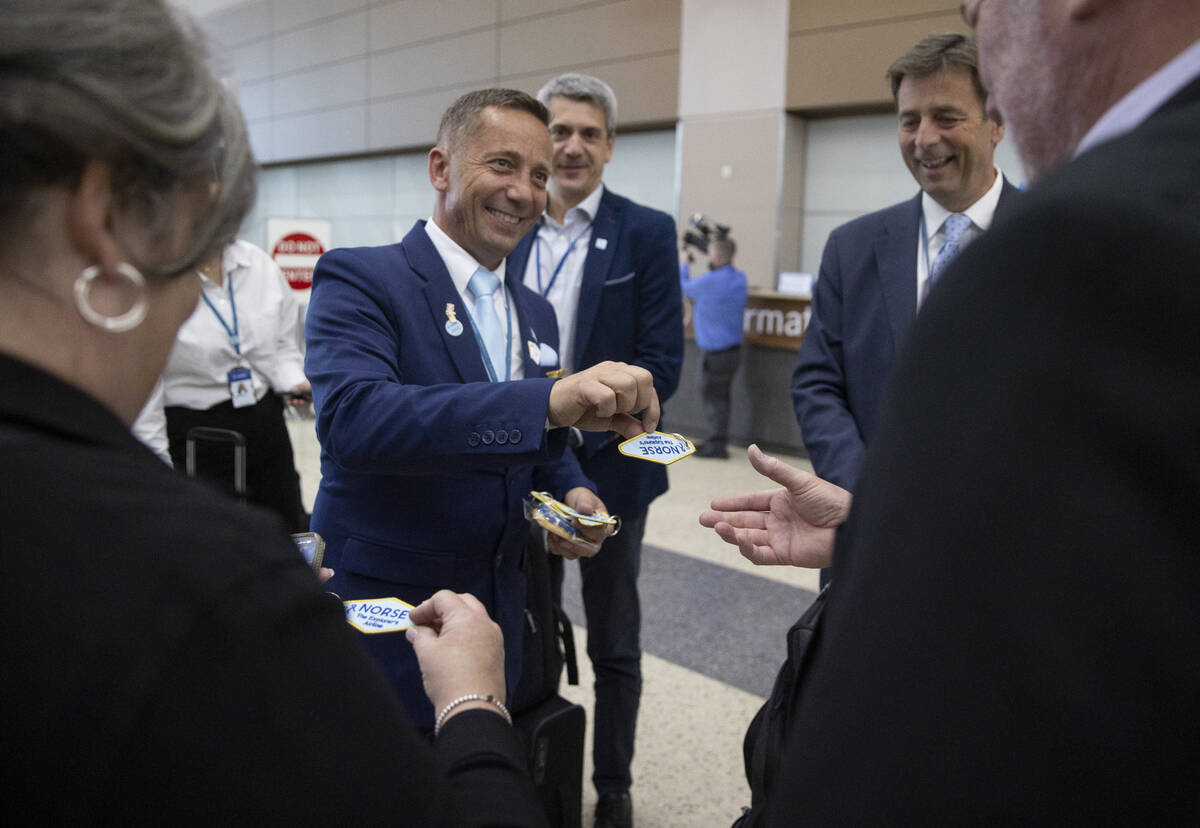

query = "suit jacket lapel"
[995, 177, 1021, 219]
[877, 192, 922, 353]
[507, 231, 536, 293]
[574, 189, 620, 367]
[406, 223, 490, 383]
[507, 274, 544, 378]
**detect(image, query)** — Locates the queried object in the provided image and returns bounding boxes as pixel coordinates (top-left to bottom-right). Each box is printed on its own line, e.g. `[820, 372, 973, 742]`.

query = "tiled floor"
[288, 416, 820, 827]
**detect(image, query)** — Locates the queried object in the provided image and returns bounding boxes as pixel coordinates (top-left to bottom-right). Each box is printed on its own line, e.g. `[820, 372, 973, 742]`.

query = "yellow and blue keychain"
[524, 491, 621, 553]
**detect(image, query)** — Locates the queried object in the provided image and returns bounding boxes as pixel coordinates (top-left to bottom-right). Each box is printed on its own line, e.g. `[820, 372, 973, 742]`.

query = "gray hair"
[0, 0, 256, 278]
[536, 73, 618, 136]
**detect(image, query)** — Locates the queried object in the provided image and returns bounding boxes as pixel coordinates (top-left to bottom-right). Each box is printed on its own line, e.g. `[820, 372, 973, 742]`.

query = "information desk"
[684, 290, 810, 351]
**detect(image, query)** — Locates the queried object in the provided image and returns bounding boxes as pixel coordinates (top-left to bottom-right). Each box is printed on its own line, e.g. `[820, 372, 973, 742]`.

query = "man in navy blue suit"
[792, 34, 1021, 511]
[304, 88, 660, 729]
[508, 73, 683, 828]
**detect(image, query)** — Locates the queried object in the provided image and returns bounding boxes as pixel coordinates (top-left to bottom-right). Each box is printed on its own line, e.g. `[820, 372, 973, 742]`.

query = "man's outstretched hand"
[699, 444, 851, 568]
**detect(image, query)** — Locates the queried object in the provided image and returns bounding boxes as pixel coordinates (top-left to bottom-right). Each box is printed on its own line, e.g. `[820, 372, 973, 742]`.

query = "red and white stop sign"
[272, 232, 325, 290]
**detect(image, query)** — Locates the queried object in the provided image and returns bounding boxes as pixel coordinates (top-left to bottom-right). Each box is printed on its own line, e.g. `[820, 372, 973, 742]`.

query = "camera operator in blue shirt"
[680, 235, 748, 458]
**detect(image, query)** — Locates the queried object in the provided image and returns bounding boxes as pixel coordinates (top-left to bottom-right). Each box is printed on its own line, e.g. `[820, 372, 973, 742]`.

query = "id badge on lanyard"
[227, 366, 255, 408]
[201, 272, 256, 409]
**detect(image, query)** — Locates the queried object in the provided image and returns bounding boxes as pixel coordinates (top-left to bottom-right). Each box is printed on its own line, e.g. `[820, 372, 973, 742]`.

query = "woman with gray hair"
[0, 2, 542, 824]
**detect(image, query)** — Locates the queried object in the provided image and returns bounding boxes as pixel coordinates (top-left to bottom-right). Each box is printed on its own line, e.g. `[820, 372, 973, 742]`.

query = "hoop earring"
[74, 262, 149, 333]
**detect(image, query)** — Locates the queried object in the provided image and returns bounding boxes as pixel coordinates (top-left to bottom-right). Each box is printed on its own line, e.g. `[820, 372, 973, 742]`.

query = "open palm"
[699, 444, 851, 568]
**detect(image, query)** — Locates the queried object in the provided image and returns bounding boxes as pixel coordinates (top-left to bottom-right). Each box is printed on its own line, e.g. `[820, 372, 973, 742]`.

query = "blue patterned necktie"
[928, 212, 973, 287]
[467, 267, 505, 380]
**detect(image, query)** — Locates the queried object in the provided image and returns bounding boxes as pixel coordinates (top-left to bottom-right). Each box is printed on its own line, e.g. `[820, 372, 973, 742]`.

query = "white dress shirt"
[521, 183, 605, 373]
[424, 218, 524, 380]
[161, 240, 307, 409]
[1075, 37, 1200, 158]
[131, 379, 172, 465]
[916, 167, 1007, 307]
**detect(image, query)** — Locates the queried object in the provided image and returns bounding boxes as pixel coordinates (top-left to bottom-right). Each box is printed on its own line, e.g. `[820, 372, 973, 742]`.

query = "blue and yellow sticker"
[344, 597, 416, 634]
[617, 431, 695, 465]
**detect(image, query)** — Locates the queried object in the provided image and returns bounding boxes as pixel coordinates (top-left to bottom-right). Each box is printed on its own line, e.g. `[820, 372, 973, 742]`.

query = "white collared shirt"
[162, 240, 307, 409]
[424, 218, 524, 380]
[521, 183, 605, 373]
[916, 167, 1007, 306]
[1075, 38, 1200, 158]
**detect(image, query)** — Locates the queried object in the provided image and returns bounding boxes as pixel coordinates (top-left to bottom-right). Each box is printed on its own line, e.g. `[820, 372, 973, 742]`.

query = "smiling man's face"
[545, 97, 614, 210]
[896, 66, 1003, 212]
[431, 105, 552, 270]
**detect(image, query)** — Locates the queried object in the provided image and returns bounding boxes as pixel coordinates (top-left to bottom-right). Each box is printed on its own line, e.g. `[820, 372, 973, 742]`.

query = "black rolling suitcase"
[185, 426, 247, 504]
[511, 533, 586, 828]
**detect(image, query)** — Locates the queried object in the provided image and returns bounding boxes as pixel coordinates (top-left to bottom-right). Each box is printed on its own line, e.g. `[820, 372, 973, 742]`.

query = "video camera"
[681, 213, 731, 257]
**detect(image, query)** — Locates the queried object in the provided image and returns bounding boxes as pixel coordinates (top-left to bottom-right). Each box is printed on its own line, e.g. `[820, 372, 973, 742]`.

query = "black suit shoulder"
[770, 85, 1200, 823]
[0, 365, 545, 826]
[602, 187, 675, 236]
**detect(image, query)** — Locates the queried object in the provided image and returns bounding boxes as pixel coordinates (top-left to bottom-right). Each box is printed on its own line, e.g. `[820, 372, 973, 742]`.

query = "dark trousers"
[165, 393, 308, 532]
[551, 508, 648, 795]
[700, 345, 741, 447]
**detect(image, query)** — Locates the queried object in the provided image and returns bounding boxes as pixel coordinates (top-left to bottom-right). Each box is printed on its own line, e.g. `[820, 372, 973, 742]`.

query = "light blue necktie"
[928, 212, 973, 287]
[467, 267, 505, 380]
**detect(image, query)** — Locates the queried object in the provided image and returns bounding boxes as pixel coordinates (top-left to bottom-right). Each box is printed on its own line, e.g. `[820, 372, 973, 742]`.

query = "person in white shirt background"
[154, 239, 311, 531]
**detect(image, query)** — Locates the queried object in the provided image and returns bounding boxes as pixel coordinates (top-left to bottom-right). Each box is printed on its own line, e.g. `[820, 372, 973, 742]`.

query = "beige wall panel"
[272, 103, 368, 161]
[501, 53, 680, 128]
[367, 83, 483, 151]
[369, 0, 500, 52]
[272, 58, 368, 117]
[498, 0, 681, 79]
[786, 12, 968, 110]
[789, 0, 958, 32]
[776, 114, 807, 275]
[679, 0, 788, 117]
[500, 0, 596, 22]
[370, 30, 496, 99]
[229, 39, 273, 84]
[275, 0, 371, 33]
[273, 11, 367, 75]
[203, 0, 270, 49]
[677, 114, 784, 288]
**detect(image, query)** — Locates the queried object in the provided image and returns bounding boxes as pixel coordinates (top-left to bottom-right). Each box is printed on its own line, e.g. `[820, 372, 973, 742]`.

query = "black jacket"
[0, 354, 545, 826]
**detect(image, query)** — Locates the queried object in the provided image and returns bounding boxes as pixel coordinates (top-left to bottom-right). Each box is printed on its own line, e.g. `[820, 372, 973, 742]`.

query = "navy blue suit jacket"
[508, 188, 683, 518]
[791, 179, 1021, 490]
[305, 221, 591, 726]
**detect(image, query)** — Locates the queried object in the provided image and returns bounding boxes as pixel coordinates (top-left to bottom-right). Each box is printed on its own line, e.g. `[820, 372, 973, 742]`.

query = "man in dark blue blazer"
[507, 73, 683, 828]
[305, 89, 660, 729]
[792, 34, 1020, 502]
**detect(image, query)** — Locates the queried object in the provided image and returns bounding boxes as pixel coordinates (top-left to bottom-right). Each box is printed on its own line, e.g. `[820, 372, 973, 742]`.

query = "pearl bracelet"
[433, 693, 512, 736]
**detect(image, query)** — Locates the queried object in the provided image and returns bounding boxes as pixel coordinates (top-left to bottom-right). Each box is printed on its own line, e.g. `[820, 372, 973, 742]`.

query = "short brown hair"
[436, 88, 549, 151]
[887, 33, 989, 114]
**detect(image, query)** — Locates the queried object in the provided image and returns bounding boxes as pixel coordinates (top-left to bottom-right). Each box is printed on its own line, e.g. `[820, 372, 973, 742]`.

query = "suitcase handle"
[185, 426, 247, 500]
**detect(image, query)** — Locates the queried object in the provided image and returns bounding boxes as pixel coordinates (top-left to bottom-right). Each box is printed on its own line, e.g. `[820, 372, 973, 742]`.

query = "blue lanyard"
[200, 271, 240, 357]
[535, 222, 592, 297]
[467, 282, 513, 382]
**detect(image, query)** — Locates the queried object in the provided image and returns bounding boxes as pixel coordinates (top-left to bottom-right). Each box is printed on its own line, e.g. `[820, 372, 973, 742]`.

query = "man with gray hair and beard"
[704, 0, 1200, 822]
